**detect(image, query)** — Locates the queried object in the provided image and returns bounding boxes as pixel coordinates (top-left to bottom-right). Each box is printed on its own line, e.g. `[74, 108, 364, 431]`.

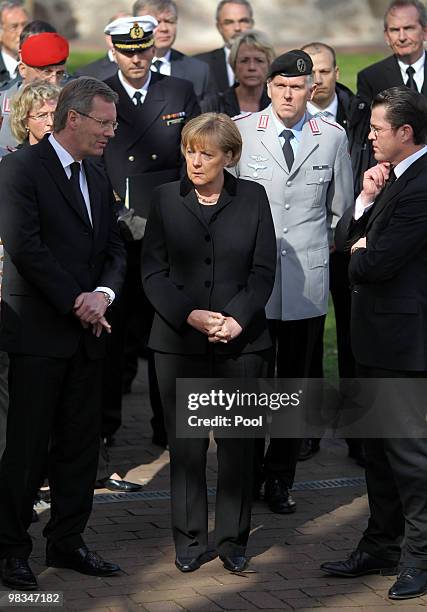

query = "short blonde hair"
[228, 29, 275, 72]
[10, 79, 60, 143]
[181, 113, 242, 166]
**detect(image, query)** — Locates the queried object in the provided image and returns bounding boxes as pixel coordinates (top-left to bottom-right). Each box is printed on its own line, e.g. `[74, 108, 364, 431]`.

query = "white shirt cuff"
[354, 194, 374, 221]
[94, 286, 115, 304]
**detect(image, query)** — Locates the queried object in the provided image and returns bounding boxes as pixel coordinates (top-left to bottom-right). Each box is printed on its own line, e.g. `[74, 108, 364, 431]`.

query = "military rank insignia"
[162, 111, 186, 126]
[256, 115, 269, 130]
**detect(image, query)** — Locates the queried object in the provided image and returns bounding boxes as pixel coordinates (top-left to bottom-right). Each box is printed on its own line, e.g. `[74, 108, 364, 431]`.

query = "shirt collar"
[118, 70, 151, 100]
[48, 133, 78, 170]
[271, 109, 307, 142]
[1, 49, 18, 78]
[153, 49, 171, 66]
[307, 93, 338, 119]
[394, 145, 427, 178]
[397, 52, 425, 74]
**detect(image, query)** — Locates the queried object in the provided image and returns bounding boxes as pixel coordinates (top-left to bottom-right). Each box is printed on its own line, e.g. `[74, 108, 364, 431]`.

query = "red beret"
[21, 33, 69, 68]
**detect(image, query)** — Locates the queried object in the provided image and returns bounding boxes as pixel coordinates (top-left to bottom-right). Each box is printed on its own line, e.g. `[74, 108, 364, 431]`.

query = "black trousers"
[155, 350, 268, 558]
[356, 363, 427, 569]
[255, 316, 325, 487]
[0, 343, 103, 558]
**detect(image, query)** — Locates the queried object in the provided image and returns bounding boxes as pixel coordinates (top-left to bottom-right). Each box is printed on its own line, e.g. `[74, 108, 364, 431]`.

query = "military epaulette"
[308, 118, 321, 135]
[319, 116, 344, 131]
[232, 112, 252, 122]
[2, 95, 10, 114]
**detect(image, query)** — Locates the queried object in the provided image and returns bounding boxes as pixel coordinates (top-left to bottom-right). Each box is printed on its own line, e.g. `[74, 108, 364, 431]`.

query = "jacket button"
[286, 180, 292, 187]
[205, 257, 211, 264]
[204, 280, 211, 288]
[281, 249, 287, 256]
[128, 156, 135, 162]
[285, 204, 290, 210]
[151, 154, 157, 160]
[205, 235, 211, 242]
[283, 228, 288, 233]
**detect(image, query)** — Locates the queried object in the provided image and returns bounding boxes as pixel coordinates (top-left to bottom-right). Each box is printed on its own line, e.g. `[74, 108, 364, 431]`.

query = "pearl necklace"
[195, 188, 219, 205]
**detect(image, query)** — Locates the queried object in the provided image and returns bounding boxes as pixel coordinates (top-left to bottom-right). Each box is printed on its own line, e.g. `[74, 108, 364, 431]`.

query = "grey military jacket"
[233, 105, 353, 321]
[0, 81, 19, 149]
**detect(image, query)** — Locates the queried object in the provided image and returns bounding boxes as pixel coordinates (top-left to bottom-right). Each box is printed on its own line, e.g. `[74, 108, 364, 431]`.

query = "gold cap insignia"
[130, 23, 144, 40]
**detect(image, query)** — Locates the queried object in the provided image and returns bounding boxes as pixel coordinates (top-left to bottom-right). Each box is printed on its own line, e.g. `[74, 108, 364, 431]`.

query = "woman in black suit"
[201, 30, 274, 117]
[142, 113, 276, 574]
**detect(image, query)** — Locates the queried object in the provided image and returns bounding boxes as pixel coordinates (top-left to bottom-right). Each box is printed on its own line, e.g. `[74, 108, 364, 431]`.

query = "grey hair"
[0, 0, 27, 26]
[384, 0, 427, 28]
[133, 0, 177, 17]
[53, 77, 118, 132]
[215, 0, 253, 22]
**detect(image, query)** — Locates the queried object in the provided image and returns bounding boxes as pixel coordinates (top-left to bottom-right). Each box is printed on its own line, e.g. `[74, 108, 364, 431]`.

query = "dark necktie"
[406, 66, 418, 92]
[133, 91, 143, 106]
[69, 162, 91, 225]
[153, 59, 163, 73]
[281, 129, 294, 171]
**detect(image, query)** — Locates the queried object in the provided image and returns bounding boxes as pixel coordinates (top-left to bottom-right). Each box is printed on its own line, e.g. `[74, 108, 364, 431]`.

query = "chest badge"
[247, 162, 267, 178]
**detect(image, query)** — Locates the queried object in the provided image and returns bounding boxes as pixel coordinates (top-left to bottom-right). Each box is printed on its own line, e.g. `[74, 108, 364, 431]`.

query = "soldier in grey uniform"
[233, 50, 353, 514]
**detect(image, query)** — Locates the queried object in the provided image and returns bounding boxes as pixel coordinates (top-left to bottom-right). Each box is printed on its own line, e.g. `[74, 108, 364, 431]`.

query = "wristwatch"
[98, 291, 112, 307]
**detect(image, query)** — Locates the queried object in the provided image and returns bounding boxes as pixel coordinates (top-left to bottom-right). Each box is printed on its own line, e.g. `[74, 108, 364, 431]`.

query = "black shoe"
[298, 438, 320, 461]
[389, 568, 427, 599]
[0, 558, 38, 590]
[175, 549, 217, 573]
[320, 549, 398, 577]
[46, 543, 121, 576]
[220, 555, 249, 572]
[264, 478, 296, 514]
[96, 478, 143, 492]
[175, 556, 202, 572]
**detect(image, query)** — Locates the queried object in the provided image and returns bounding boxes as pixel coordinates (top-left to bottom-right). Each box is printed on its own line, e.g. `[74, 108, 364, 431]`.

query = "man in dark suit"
[74, 12, 130, 81]
[133, 0, 211, 100]
[0, 77, 126, 590]
[0, 0, 28, 86]
[321, 86, 427, 601]
[351, 0, 427, 193]
[300, 41, 363, 464]
[195, 0, 254, 93]
[103, 16, 199, 446]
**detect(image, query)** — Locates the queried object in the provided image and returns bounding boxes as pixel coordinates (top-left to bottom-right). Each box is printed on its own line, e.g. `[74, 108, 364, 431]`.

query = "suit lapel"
[38, 138, 92, 228]
[109, 73, 168, 147]
[367, 154, 427, 229]
[259, 108, 288, 173]
[83, 160, 101, 235]
[422, 51, 427, 95]
[385, 55, 405, 87]
[290, 117, 319, 177]
[170, 49, 185, 79]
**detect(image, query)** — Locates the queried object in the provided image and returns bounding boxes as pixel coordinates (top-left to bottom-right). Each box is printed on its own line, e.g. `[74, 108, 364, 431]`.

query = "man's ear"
[18, 62, 26, 79]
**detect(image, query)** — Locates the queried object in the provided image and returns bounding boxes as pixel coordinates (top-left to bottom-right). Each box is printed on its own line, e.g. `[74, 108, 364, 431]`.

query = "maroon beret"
[21, 33, 69, 68]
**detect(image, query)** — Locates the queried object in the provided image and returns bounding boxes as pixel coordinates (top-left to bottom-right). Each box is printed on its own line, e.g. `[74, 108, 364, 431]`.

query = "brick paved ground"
[18, 361, 425, 611]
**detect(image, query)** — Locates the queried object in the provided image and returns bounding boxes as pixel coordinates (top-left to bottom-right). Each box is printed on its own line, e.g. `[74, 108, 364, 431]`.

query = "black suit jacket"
[357, 52, 427, 102]
[169, 49, 211, 99]
[0, 49, 10, 88]
[74, 54, 117, 81]
[194, 47, 230, 93]
[103, 71, 200, 199]
[141, 171, 276, 355]
[201, 83, 270, 116]
[335, 153, 427, 371]
[0, 137, 126, 359]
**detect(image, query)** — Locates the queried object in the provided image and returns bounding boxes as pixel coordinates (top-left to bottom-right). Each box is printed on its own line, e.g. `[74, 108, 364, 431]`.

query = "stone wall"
[32, 0, 389, 50]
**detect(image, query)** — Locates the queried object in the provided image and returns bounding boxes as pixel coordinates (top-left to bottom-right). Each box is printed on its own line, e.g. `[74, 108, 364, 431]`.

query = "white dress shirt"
[224, 46, 235, 87]
[271, 110, 307, 158]
[151, 50, 171, 76]
[48, 134, 115, 302]
[1, 49, 18, 80]
[307, 94, 339, 120]
[397, 52, 425, 92]
[118, 70, 151, 105]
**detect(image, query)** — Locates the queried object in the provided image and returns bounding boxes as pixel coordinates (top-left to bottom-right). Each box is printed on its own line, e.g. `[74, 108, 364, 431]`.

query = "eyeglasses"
[73, 110, 118, 131]
[369, 125, 396, 138]
[27, 111, 56, 122]
[33, 67, 66, 80]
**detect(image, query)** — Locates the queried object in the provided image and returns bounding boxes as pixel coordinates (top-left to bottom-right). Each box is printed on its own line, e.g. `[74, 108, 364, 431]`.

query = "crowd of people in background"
[0, 0, 427, 602]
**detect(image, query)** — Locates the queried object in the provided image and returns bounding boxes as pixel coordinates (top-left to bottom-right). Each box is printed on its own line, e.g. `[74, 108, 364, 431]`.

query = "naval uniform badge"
[130, 23, 144, 39]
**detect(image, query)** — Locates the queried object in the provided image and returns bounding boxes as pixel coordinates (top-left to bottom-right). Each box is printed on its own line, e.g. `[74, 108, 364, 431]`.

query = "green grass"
[67, 49, 384, 380]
